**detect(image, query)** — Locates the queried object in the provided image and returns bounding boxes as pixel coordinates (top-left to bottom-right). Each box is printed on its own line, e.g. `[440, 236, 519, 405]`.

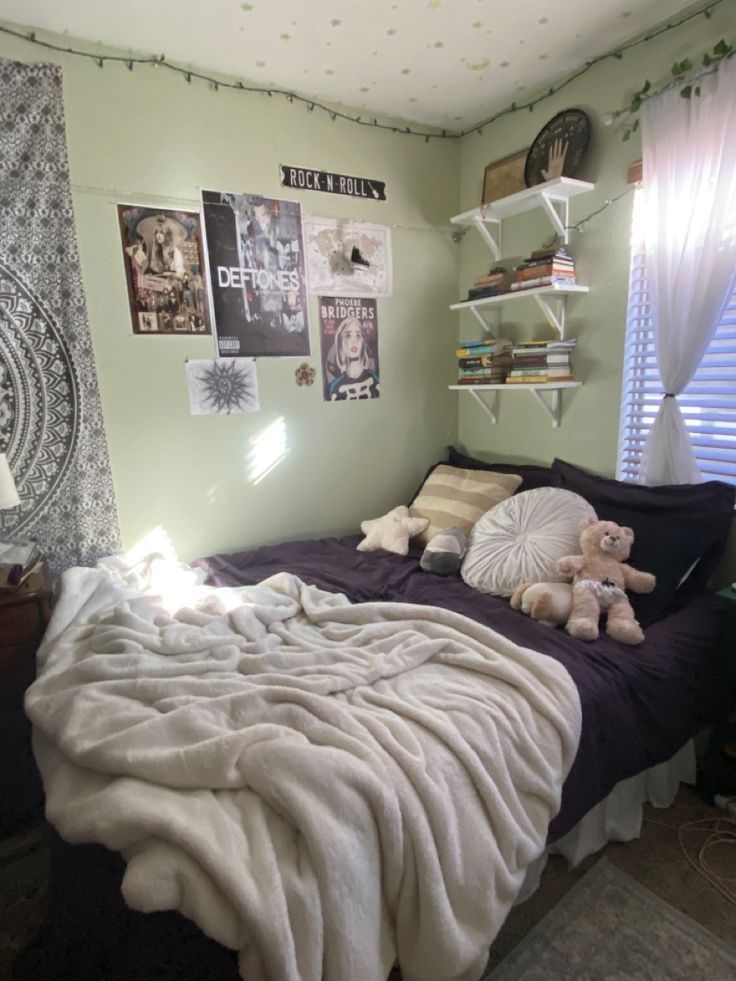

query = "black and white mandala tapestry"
[0, 58, 121, 572]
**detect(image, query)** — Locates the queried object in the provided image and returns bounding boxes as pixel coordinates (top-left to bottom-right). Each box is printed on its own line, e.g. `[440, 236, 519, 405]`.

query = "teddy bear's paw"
[606, 618, 645, 646]
[566, 617, 599, 641]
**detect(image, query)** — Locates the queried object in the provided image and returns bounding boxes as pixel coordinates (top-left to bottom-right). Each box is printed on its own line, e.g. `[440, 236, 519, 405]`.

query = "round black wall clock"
[524, 109, 591, 187]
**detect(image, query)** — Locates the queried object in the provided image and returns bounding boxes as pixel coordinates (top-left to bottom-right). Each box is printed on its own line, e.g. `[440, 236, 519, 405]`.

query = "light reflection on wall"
[125, 524, 178, 565]
[246, 416, 287, 485]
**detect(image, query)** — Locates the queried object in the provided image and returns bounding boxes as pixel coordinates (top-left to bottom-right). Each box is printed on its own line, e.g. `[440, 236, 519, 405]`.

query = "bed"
[17, 457, 734, 981]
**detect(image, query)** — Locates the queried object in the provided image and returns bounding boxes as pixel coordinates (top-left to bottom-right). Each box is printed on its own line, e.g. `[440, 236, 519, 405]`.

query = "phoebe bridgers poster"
[319, 296, 379, 402]
[201, 190, 310, 358]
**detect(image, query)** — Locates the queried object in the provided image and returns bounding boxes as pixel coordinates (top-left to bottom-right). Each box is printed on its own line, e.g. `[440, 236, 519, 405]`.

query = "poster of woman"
[319, 296, 379, 402]
[117, 206, 211, 336]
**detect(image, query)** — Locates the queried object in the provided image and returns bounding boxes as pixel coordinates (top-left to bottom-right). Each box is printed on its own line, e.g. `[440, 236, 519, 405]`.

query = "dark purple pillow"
[448, 446, 554, 492]
[551, 459, 735, 616]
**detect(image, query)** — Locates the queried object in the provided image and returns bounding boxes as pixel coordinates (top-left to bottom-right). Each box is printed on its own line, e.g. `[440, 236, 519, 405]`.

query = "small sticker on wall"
[295, 363, 316, 386]
[186, 358, 260, 415]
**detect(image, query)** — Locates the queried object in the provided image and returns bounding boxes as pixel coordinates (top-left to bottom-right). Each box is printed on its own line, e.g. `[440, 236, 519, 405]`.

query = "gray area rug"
[485, 857, 736, 980]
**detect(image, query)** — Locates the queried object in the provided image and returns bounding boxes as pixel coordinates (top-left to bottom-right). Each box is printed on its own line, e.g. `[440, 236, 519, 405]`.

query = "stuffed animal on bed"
[509, 581, 573, 627]
[420, 527, 467, 576]
[557, 518, 656, 645]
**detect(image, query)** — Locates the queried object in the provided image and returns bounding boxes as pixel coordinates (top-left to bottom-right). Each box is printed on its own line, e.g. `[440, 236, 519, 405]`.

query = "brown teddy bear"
[556, 518, 656, 645]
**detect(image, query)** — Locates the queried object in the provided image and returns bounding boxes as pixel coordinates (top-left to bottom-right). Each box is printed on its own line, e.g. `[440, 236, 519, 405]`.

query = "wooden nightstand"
[697, 586, 736, 804]
[0, 561, 53, 834]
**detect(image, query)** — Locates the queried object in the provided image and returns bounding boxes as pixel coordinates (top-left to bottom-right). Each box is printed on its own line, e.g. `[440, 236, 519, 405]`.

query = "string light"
[0, 0, 724, 142]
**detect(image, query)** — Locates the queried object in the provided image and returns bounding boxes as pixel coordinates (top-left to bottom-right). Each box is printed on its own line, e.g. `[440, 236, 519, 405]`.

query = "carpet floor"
[2, 786, 735, 979]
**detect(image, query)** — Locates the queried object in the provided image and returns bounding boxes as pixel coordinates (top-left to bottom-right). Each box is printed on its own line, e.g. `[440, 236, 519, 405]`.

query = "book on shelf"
[455, 338, 511, 358]
[505, 375, 552, 385]
[510, 275, 576, 291]
[457, 376, 506, 386]
[0, 540, 41, 591]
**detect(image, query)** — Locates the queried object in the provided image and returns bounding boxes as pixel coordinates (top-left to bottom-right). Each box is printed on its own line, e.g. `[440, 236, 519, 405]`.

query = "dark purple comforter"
[195, 535, 723, 843]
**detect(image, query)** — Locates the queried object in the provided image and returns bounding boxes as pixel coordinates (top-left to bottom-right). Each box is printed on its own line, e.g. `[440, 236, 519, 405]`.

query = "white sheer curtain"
[639, 54, 736, 485]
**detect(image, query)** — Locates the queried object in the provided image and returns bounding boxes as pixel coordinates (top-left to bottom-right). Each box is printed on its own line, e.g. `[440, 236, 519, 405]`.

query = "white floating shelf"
[450, 178, 595, 259]
[450, 283, 589, 312]
[451, 283, 589, 337]
[450, 381, 582, 428]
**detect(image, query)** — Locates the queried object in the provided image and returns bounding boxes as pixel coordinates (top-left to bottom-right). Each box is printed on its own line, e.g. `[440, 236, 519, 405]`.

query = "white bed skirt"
[516, 740, 695, 903]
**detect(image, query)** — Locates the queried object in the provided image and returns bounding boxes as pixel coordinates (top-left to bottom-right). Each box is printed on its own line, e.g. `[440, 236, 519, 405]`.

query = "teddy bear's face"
[580, 520, 634, 562]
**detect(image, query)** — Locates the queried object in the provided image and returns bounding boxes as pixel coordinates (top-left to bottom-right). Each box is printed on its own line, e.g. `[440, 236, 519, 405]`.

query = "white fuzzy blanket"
[26, 557, 581, 981]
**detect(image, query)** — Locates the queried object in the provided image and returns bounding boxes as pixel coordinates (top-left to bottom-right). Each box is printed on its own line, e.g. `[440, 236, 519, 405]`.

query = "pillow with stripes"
[409, 465, 522, 545]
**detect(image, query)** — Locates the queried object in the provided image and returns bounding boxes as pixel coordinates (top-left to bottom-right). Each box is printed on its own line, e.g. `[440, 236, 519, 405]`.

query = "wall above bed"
[0, 24, 459, 563]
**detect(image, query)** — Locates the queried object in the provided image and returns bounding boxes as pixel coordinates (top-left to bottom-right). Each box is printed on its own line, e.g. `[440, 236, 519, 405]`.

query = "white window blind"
[617, 189, 736, 485]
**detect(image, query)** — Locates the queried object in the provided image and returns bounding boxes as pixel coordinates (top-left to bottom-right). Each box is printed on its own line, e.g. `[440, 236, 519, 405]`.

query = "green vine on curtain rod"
[610, 39, 734, 141]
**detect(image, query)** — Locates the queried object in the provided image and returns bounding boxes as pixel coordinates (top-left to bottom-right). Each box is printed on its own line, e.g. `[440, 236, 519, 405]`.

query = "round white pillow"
[461, 487, 597, 597]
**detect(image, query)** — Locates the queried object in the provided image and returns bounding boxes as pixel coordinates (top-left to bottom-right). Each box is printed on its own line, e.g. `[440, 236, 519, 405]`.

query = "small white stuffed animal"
[509, 581, 574, 627]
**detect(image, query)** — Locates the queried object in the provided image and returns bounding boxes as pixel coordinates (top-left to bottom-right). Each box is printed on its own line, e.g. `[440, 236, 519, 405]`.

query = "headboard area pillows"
[551, 458, 736, 624]
[461, 487, 597, 597]
[410, 465, 522, 544]
[448, 447, 555, 492]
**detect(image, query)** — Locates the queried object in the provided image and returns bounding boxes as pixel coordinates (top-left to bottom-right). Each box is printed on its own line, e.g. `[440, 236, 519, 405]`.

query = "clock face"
[524, 109, 591, 187]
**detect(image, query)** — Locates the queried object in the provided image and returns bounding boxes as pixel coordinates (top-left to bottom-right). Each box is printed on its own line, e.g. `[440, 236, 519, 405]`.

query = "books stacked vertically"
[465, 266, 511, 303]
[510, 247, 576, 292]
[506, 338, 576, 384]
[455, 337, 512, 385]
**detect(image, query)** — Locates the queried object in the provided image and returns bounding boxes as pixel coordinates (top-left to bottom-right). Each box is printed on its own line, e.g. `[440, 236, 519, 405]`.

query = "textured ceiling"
[0, 0, 695, 129]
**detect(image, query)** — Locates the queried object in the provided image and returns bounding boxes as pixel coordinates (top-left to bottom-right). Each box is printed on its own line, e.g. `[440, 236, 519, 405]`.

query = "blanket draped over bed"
[26, 558, 581, 981]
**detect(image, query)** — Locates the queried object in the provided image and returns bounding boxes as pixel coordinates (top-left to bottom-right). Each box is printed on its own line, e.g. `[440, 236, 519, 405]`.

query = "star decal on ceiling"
[472, 20, 482, 28]
[401, 68, 411, 74]
[387, 27, 398, 36]
[280, 33, 291, 41]
[538, 16, 549, 24]
[467, 58, 490, 71]
[240, 3, 253, 10]
[330, 18, 341, 27]
[427, 0, 444, 8]
[433, 41, 444, 48]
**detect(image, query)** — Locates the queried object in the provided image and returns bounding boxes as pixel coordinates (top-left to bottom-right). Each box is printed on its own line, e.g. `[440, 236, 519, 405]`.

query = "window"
[617, 189, 736, 485]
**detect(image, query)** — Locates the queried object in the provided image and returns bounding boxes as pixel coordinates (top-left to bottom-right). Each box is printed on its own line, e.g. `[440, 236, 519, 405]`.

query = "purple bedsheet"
[195, 535, 723, 843]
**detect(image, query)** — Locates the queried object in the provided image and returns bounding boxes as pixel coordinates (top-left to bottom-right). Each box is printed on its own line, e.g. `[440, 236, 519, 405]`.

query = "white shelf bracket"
[472, 214, 502, 262]
[538, 194, 570, 244]
[533, 294, 565, 337]
[469, 304, 499, 337]
[469, 389, 499, 424]
[531, 388, 562, 428]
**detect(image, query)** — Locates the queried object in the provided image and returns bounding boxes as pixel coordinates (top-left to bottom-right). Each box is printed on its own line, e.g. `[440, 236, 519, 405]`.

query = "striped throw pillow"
[410, 465, 522, 544]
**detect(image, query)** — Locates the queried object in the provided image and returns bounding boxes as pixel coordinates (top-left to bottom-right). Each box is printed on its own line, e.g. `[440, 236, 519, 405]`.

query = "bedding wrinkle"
[27, 558, 580, 981]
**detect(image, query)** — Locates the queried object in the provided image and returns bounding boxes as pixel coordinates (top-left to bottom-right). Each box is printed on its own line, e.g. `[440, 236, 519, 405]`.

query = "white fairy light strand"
[0, 0, 728, 142]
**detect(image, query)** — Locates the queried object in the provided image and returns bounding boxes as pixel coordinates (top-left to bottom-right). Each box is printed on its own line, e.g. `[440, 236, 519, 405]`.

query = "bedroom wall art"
[280, 164, 387, 201]
[0, 58, 120, 573]
[185, 358, 260, 415]
[319, 296, 380, 402]
[304, 218, 393, 296]
[117, 205, 211, 336]
[201, 190, 310, 359]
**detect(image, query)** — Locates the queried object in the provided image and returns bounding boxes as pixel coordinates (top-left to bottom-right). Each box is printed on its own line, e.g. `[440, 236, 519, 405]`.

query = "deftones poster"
[201, 190, 310, 358]
[319, 296, 379, 402]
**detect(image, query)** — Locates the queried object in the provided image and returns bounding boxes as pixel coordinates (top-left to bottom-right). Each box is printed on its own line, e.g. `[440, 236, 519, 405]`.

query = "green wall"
[455, 0, 736, 583]
[0, 27, 458, 562]
[2, 6, 734, 578]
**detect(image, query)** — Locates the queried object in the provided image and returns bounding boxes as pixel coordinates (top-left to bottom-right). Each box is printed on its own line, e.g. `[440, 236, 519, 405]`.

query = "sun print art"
[186, 358, 260, 415]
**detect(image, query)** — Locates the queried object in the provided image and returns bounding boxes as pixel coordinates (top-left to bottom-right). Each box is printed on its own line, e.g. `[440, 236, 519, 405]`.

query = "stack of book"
[510, 247, 576, 292]
[0, 540, 40, 591]
[506, 338, 576, 384]
[465, 267, 511, 303]
[455, 337, 512, 386]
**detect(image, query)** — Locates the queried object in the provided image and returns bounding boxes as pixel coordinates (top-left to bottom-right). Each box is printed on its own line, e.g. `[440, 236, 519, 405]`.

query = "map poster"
[201, 190, 310, 358]
[303, 217, 392, 297]
[319, 296, 380, 402]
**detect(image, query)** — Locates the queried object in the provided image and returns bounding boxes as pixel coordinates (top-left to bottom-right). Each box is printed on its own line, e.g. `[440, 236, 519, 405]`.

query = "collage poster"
[319, 296, 379, 402]
[201, 190, 310, 358]
[117, 206, 211, 335]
